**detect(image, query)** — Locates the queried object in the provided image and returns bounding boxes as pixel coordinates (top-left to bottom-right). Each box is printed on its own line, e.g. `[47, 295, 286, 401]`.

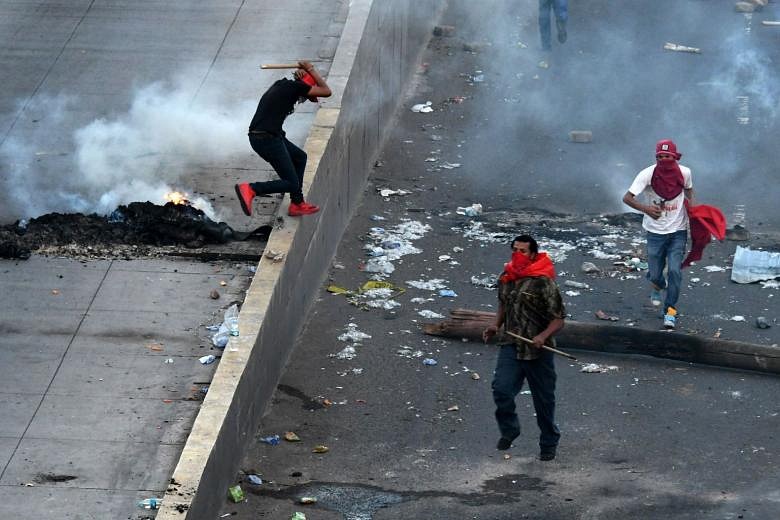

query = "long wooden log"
[423, 308, 780, 375]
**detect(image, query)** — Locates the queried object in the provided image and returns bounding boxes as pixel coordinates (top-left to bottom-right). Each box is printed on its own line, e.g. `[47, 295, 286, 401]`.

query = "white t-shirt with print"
[628, 164, 693, 234]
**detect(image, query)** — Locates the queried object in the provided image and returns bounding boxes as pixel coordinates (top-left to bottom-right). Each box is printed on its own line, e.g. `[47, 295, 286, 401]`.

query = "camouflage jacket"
[498, 276, 565, 360]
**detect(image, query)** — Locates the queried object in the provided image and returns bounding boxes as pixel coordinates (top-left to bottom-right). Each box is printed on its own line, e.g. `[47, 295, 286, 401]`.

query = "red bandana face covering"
[651, 158, 685, 200]
[499, 251, 556, 284]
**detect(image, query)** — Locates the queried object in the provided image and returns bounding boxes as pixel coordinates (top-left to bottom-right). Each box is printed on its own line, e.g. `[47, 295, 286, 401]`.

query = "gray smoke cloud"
[2, 75, 255, 221]
[426, 0, 780, 226]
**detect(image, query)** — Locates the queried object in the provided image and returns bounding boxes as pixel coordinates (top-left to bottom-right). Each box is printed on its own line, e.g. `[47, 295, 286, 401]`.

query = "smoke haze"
[1, 75, 254, 221]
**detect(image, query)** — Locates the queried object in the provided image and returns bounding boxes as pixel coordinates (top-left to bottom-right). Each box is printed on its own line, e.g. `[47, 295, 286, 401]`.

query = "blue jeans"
[646, 230, 687, 310]
[249, 134, 307, 204]
[491, 345, 560, 450]
[538, 0, 568, 49]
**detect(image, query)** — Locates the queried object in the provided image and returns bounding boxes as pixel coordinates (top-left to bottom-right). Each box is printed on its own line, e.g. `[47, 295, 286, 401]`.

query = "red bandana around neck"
[651, 158, 685, 200]
[499, 251, 556, 284]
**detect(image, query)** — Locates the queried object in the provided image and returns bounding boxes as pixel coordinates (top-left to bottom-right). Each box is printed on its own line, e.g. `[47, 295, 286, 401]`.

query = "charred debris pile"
[0, 201, 265, 260]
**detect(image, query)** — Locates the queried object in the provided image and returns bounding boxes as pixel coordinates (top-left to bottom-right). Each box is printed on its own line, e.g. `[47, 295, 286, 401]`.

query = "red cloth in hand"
[499, 252, 556, 283]
[683, 202, 726, 268]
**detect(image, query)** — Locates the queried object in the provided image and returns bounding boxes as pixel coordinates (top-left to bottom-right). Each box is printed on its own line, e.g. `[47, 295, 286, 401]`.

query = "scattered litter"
[246, 474, 263, 485]
[761, 280, 780, 289]
[333, 346, 357, 360]
[538, 60, 549, 69]
[370, 215, 386, 221]
[569, 130, 592, 143]
[211, 322, 230, 348]
[580, 363, 619, 373]
[456, 203, 483, 217]
[564, 280, 589, 289]
[581, 262, 600, 273]
[704, 265, 726, 273]
[418, 310, 445, 319]
[756, 317, 770, 329]
[397, 347, 424, 358]
[259, 434, 281, 446]
[471, 275, 496, 289]
[199, 355, 216, 365]
[762, 21, 780, 26]
[664, 42, 701, 54]
[284, 431, 301, 442]
[714, 328, 722, 338]
[730, 315, 746, 322]
[690, 277, 700, 283]
[312, 445, 329, 453]
[471, 372, 480, 380]
[423, 358, 438, 366]
[327, 285, 352, 295]
[137, 498, 162, 510]
[378, 188, 411, 197]
[228, 485, 245, 503]
[300, 496, 317, 505]
[291, 513, 307, 520]
[438, 255, 452, 262]
[407, 278, 448, 290]
[447, 405, 460, 412]
[564, 290, 581, 297]
[265, 249, 285, 262]
[595, 310, 619, 321]
[591, 249, 621, 260]
[411, 101, 433, 113]
[209, 289, 220, 299]
[731, 246, 780, 283]
[438, 289, 458, 297]
[338, 323, 372, 342]
[440, 162, 461, 169]
[164, 358, 174, 364]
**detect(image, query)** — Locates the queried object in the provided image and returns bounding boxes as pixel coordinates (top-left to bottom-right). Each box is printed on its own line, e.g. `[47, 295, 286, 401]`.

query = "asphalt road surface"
[222, 1, 780, 519]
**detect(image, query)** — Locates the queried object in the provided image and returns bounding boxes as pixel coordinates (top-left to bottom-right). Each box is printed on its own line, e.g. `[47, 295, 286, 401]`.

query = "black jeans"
[249, 134, 307, 204]
[492, 345, 560, 450]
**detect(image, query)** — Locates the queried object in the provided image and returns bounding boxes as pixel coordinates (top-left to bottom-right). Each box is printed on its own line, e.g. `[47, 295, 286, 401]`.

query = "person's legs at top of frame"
[552, 0, 568, 43]
[538, 0, 554, 50]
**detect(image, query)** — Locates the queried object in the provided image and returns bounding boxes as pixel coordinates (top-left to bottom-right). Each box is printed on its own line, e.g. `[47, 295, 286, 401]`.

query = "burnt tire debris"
[0, 201, 263, 260]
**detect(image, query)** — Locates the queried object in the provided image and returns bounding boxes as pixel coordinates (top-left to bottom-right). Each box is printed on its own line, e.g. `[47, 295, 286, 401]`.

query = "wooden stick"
[260, 63, 301, 69]
[504, 331, 578, 361]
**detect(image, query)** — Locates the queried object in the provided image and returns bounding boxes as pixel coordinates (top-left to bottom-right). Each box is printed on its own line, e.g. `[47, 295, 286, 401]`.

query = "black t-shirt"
[248, 78, 311, 135]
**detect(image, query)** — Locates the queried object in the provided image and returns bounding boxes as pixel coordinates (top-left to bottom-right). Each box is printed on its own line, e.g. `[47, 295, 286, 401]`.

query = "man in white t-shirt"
[622, 139, 694, 329]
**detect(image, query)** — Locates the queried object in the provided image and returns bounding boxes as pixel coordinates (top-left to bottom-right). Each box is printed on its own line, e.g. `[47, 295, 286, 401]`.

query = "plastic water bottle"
[225, 304, 239, 336]
[137, 498, 161, 510]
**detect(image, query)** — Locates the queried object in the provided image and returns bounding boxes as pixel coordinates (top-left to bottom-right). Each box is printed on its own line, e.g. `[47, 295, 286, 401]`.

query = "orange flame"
[164, 191, 190, 205]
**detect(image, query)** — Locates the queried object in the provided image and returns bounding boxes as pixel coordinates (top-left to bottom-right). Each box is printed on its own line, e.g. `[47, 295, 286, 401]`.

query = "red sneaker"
[299, 201, 320, 212]
[235, 183, 255, 216]
[288, 202, 320, 216]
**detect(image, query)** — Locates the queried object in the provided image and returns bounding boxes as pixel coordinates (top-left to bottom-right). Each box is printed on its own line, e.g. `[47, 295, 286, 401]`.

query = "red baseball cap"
[656, 139, 681, 160]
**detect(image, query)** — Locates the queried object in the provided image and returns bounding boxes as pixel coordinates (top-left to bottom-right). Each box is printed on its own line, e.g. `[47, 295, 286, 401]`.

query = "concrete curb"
[157, 1, 443, 517]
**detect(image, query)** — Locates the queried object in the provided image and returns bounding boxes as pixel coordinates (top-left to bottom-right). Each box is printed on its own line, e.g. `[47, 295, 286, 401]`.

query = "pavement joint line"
[0, 0, 97, 148]
[0, 259, 113, 482]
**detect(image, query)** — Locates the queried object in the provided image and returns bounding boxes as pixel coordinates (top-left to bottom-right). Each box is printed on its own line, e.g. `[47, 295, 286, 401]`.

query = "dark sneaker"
[288, 202, 320, 216]
[539, 447, 557, 461]
[235, 183, 256, 216]
[496, 437, 514, 450]
[650, 288, 662, 307]
[556, 20, 567, 43]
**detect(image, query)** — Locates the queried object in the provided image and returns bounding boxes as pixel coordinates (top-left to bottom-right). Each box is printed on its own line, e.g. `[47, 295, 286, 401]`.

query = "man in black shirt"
[235, 60, 331, 217]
